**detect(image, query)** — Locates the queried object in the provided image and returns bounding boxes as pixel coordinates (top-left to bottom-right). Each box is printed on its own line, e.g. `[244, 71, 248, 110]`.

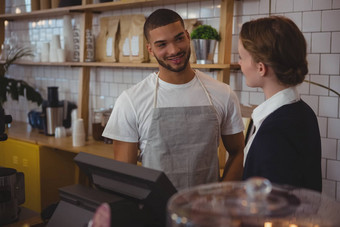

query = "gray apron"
[142, 73, 220, 190]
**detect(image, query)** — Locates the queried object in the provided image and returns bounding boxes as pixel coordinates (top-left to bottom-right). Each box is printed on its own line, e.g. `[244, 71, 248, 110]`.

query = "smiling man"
[103, 8, 245, 190]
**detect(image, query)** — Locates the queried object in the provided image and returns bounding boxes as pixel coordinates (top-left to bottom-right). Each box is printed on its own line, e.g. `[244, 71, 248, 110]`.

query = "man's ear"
[257, 62, 267, 77]
[185, 30, 191, 40]
[146, 43, 154, 56]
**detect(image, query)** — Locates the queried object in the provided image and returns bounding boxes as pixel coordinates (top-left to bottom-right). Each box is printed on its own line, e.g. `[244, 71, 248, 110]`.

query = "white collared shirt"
[243, 87, 301, 165]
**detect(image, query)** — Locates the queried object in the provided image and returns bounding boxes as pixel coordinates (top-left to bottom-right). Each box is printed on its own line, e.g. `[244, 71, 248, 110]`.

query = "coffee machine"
[39, 87, 76, 136]
[0, 167, 25, 225]
[28, 87, 77, 136]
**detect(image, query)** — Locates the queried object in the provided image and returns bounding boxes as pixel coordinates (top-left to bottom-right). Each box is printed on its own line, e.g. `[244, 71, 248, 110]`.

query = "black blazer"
[243, 100, 322, 192]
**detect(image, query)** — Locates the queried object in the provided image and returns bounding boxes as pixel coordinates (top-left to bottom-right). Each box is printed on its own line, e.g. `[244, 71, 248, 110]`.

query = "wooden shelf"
[0, 0, 211, 21]
[4, 60, 240, 70]
[0, 5, 84, 20]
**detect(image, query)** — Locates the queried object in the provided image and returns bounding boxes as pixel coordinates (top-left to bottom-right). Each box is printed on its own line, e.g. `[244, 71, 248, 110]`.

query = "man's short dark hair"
[143, 8, 184, 42]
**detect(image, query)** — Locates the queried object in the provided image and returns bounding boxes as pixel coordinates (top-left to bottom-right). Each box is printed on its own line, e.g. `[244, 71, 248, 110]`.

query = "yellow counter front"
[0, 121, 114, 213]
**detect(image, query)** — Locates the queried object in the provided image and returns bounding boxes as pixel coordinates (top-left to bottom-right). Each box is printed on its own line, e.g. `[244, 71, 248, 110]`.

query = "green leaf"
[190, 25, 221, 41]
[0, 47, 42, 108]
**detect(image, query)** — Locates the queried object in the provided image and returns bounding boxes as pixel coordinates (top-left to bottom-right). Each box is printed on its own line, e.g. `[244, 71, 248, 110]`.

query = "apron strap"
[196, 73, 213, 106]
[153, 72, 159, 108]
[196, 73, 218, 115]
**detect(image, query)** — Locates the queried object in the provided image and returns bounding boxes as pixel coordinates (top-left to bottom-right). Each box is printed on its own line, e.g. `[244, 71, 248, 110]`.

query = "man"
[103, 8, 245, 191]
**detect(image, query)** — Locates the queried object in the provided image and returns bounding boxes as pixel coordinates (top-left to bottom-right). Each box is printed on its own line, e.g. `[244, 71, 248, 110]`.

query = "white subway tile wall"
[330, 76, 340, 96]
[321, 138, 337, 159]
[312, 32, 331, 53]
[322, 158, 326, 178]
[313, 0, 332, 10]
[276, 0, 294, 13]
[293, 0, 312, 11]
[323, 179, 336, 198]
[338, 140, 340, 160]
[310, 75, 329, 96]
[303, 11, 322, 32]
[320, 54, 340, 74]
[327, 160, 340, 181]
[317, 117, 327, 138]
[328, 118, 340, 139]
[335, 0, 340, 8]
[322, 10, 340, 31]
[319, 96, 339, 117]
[2, 0, 340, 200]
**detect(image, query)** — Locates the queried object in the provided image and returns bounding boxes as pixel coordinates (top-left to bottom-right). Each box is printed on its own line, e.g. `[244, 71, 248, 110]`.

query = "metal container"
[45, 87, 63, 136]
[0, 167, 25, 225]
[167, 177, 340, 227]
[46, 106, 63, 136]
[192, 39, 217, 64]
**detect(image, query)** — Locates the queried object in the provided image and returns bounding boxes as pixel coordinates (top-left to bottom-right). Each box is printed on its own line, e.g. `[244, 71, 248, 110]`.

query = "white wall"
[3, 0, 340, 200]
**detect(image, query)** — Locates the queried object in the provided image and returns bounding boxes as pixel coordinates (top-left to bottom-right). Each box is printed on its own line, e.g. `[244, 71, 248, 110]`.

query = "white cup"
[41, 43, 50, 62]
[51, 34, 61, 49]
[73, 118, 85, 147]
[49, 46, 58, 62]
[55, 126, 66, 138]
[57, 48, 66, 62]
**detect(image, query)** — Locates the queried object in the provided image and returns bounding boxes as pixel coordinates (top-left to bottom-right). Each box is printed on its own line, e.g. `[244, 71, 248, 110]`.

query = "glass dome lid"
[167, 177, 340, 227]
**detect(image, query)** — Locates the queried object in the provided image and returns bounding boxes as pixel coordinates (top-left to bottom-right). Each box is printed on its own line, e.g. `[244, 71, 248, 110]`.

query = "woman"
[238, 16, 322, 192]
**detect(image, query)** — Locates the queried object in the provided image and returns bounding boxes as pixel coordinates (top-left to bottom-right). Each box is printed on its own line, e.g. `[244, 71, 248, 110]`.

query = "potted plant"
[190, 25, 221, 64]
[0, 47, 43, 109]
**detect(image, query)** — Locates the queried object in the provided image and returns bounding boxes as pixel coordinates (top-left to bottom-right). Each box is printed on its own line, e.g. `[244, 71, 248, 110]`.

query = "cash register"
[47, 152, 177, 227]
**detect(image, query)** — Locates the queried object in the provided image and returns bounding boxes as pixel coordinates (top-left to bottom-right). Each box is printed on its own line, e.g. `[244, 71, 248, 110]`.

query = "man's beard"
[154, 49, 191, 73]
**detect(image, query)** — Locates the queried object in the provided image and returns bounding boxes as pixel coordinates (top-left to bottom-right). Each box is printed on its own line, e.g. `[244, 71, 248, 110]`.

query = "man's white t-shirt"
[103, 70, 244, 154]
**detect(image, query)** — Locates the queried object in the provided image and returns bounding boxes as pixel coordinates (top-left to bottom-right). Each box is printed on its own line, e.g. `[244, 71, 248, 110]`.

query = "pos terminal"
[47, 152, 177, 227]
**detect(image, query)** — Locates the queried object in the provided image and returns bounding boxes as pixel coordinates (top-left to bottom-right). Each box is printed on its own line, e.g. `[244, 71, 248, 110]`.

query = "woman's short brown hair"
[240, 16, 308, 85]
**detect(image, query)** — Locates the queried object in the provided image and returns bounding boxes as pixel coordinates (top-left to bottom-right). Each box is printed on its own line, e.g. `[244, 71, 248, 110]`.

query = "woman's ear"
[257, 62, 267, 77]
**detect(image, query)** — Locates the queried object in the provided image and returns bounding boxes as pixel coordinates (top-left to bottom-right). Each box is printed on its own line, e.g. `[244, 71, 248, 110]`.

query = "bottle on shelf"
[85, 29, 95, 62]
[73, 25, 80, 62]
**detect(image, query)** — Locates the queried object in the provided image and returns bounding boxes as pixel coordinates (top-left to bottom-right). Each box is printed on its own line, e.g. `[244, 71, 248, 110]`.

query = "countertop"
[5, 121, 115, 160]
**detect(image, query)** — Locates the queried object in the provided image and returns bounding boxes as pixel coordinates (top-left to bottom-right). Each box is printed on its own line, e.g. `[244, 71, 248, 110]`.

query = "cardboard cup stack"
[72, 118, 85, 147]
[50, 34, 61, 62]
[41, 43, 50, 62]
[57, 48, 66, 62]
